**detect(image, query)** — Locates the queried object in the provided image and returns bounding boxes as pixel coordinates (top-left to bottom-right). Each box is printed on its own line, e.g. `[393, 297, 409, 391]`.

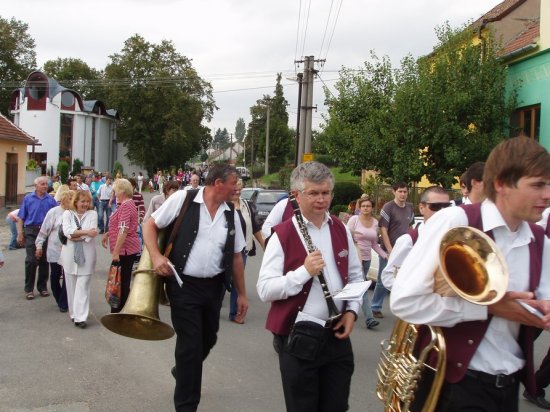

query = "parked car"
[249, 189, 288, 227]
[236, 166, 251, 180]
[241, 187, 263, 201]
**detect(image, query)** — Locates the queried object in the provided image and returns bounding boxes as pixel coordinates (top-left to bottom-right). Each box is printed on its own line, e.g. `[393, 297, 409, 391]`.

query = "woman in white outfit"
[60, 190, 98, 328]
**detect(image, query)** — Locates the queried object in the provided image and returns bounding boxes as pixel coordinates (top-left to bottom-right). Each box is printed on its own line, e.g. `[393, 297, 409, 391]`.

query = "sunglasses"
[422, 202, 452, 212]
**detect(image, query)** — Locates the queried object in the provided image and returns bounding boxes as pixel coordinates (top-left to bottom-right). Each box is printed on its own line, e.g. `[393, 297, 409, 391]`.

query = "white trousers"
[64, 273, 91, 322]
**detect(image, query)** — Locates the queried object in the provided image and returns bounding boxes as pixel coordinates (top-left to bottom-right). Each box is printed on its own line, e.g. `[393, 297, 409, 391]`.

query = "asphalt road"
[0, 190, 547, 411]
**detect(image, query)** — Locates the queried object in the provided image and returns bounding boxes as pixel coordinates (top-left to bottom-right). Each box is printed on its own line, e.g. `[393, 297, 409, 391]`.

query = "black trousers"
[436, 373, 519, 412]
[535, 346, 550, 395]
[110, 254, 137, 314]
[166, 274, 225, 412]
[276, 331, 354, 412]
[24, 226, 49, 293]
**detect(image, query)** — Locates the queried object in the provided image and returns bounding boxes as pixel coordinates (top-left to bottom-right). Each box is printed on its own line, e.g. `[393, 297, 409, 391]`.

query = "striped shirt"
[108, 199, 141, 255]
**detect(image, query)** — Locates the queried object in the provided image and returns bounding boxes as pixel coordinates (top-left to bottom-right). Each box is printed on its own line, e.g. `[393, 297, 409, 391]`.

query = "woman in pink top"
[347, 197, 388, 329]
[101, 179, 141, 313]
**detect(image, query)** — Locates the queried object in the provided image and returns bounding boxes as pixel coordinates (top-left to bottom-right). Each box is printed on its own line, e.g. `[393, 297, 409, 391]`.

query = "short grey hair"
[34, 176, 48, 185]
[290, 161, 335, 192]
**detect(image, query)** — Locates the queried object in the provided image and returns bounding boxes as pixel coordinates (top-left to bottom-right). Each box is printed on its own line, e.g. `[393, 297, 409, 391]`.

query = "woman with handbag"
[101, 179, 141, 313]
[347, 197, 388, 329]
[228, 179, 265, 324]
[35, 186, 72, 312]
[60, 190, 98, 328]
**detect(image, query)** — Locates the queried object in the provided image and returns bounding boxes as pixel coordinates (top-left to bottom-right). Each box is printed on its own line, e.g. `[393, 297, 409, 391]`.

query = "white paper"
[333, 281, 371, 300]
[295, 311, 327, 327]
[167, 261, 183, 287]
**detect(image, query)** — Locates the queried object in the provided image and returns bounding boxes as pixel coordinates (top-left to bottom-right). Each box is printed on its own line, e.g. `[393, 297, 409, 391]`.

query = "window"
[59, 114, 73, 164]
[510, 105, 541, 141]
[61, 91, 75, 109]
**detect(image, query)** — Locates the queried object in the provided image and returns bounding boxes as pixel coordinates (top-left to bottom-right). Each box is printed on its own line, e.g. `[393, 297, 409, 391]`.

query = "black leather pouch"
[285, 320, 326, 361]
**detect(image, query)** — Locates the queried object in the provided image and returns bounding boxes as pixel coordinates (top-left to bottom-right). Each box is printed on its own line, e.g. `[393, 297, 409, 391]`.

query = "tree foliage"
[0, 16, 36, 116]
[104, 35, 215, 175]
[245, 73, 293, 172]
[235, 117, 246, 142]
[43, 57, 104, 100]
[322, 24, 517, 186]
[212, 127, 230, 149]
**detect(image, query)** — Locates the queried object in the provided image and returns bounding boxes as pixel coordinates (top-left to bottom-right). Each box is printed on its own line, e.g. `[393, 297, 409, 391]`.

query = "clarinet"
[288, 193, 342, 320]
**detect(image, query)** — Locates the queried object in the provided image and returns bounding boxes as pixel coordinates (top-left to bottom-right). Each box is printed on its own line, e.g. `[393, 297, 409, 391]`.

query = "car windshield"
[257, 192, 286, 204]
[241, 189, 256, 201]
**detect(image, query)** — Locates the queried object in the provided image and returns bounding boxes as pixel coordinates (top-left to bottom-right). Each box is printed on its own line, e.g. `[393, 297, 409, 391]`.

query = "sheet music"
[167, 261, 183, 287]
[333, 281, 371, 300]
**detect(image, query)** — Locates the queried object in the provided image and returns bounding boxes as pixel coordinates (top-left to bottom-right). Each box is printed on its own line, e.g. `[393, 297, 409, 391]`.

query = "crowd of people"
[3, 137, 550, 411]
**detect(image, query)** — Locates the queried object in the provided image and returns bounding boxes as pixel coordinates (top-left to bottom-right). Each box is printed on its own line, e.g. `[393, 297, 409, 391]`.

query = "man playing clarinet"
[257, 161, 364, 412]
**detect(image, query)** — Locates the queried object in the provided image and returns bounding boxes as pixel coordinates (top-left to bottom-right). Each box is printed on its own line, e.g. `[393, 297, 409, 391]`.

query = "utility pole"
[264, 101, 271, 175]
[293, 72, 303, 167]
[295, 56, 322, 164]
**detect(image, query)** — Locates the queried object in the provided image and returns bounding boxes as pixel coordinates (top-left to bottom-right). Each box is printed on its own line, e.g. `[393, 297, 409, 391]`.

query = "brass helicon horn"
[101, 231, 175, 341]
[376, 226, 509, 412]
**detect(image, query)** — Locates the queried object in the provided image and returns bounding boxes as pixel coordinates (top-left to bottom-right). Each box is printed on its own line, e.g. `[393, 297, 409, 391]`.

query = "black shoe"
[366, 319, 380, 329]
[59, 307, 68, 313]
[74, 321, 87, 329]
[171, 366, 176, 379]
[524, 390, 550, 410]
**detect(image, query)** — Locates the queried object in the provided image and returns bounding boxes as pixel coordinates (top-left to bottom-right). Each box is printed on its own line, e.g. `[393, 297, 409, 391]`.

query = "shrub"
[330, 204, 348, 215]
[278, 164, 294, 191]
[315, 154, 337, 167]
[332, 181, 363, 206]
[57, 161, 69, 183]
[113, 161, 124, 177]
[26, 158, 38, 171]
[72, 158, 83, 174]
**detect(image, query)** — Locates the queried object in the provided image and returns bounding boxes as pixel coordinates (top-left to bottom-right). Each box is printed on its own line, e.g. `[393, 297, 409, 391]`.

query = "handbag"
[58, 225, 68, 245]
[105, 260, 122, 308]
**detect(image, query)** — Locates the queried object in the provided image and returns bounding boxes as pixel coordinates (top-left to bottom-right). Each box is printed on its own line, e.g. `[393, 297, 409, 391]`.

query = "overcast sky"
[6, 0, 502, 134]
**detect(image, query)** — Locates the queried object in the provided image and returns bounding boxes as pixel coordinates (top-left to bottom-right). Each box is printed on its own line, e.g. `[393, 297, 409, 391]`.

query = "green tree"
[43, 57, 104, 99]
[0, 16, 36, 116]
[212, 127, 230, 150]
[322, 24, 517, 186]
[104, 35, 215, 175]
[247, 73, 293, 173]
[235, 117, 246, 142]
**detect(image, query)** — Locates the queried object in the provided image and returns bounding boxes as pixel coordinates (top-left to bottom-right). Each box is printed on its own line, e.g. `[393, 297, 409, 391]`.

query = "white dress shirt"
[257, 213, 363, 322]
[390, 199, 550, 375]
[151, 187, 245, 278]
[381, 223, 426, 290]
[261, 198, 288, 237]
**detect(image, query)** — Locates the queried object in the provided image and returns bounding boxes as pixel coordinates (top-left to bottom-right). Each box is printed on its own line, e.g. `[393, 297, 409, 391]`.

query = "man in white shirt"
[257, 162, 363, 412]
[184, 173, 201, 191]
[97, 178, 113, 234]
[390, 136, 550, 412]
[75, 174, 90, 191]
[143, 164, 247, 412]
[381, 185, 451, 290]
[463, 161, 485, 205]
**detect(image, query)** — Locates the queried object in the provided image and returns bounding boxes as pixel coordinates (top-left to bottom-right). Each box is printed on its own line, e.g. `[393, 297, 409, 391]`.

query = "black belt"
[465, 369, 519, 388]
[24, 225, 41, 229]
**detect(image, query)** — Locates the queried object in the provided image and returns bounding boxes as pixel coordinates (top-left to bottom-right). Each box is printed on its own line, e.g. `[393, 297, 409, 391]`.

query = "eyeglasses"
[422, 202, 452, 212]
[300, 190, 333, 200]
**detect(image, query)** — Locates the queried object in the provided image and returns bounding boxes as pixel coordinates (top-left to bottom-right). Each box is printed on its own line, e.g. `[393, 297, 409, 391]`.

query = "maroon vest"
[281, 198, 294, 222]
[546, 213, 550, 238]
[440, 204, 544, 394]
[265, 216, 349, 335]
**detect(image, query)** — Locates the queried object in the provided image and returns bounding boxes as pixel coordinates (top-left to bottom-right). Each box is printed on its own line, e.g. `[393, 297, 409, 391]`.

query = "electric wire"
[318, 0, 335, 66]
[321, 0, 344, 67]
[294, 0, 302, 73]
[300, 0, 312, 59]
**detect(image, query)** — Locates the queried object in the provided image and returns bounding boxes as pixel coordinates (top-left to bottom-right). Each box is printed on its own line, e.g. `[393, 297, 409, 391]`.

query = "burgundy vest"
[439, 204, 544, 394]
[265, 216, 349, 335]
[546, 213, 550, 238]
[281, 198, 294, 222]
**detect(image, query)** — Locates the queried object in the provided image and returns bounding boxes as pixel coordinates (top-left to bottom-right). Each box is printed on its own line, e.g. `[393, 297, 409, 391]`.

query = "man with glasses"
[257, 161, 363, 412]
[371, 181, 415, 318]
[391, 137, 550, 412]
[381, 186, 451, 289]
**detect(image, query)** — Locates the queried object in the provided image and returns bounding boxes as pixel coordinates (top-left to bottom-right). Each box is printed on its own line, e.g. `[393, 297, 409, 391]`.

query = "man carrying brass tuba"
[143, 164, 248, 412]
[391, 136, 550, 412]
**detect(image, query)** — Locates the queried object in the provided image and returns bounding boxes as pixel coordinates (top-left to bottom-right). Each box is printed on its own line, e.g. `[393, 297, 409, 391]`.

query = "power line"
[318, 0, 335, 63]
[321, 0, 344, 66]
[300, 0, 312, 59]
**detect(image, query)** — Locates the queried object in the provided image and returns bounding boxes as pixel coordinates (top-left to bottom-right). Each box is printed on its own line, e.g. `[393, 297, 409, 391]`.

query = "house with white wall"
[9, 70, 121, 176]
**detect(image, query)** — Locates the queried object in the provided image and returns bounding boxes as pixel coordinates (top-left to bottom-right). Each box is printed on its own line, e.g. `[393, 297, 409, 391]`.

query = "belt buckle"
[495, 374, 506, 388]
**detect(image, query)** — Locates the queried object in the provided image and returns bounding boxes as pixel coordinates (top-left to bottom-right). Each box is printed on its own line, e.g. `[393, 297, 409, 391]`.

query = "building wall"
[13, 93, 118, 174]
[490, 0, 541, 47]
[0, 140, 30, 207]
[506, 48, 550, 148]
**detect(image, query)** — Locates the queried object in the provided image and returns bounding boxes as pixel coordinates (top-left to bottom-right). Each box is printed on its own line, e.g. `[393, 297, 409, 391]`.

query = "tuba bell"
[101, 231, 175, 341]
[376, 226, 508, 412]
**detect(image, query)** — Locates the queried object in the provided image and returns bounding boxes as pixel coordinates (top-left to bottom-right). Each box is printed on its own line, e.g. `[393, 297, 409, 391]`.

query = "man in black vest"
[143, 164, 247, 412]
